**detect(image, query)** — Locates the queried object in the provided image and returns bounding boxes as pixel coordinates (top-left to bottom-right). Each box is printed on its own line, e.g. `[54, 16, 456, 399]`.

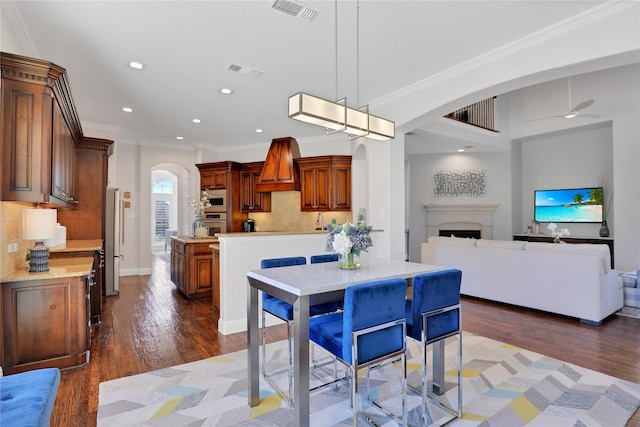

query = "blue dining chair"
[405, 269, 463, 425]
[309, 278, 408, 426]
[310, 253, 339, 264]
[260, 256, 342, 406]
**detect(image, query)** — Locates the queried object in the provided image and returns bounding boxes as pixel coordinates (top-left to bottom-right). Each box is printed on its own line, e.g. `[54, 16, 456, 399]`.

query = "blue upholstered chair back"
[260, 257, 307, 320]
[310, 253, 339, 264]
[261, 257, 307, 269]
[343, 278, 408, 364]
[407, 269, 462, 342]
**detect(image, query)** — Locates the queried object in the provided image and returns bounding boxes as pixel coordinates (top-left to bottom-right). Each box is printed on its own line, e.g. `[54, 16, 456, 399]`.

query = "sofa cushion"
[427, 236, 476, 247]
[476, 239, 526, 250]
[525, 242, 611, 273]
[622, 271, 638, 288]
[623, 286, 640, 308]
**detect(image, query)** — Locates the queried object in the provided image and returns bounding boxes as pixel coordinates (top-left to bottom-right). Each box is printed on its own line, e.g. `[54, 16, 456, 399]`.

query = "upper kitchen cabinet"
[1, 52, 87, 208]
[196, 161, 246, 232]
[241, 162, 271, 212]
[197, 161, 243, 191]
[297, 156, 352, 212]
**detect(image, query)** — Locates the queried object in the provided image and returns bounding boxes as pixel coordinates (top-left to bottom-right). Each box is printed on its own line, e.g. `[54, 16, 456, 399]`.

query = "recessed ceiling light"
[255, 128, 264, 133]
[219, 88, 234, 95]
[176, 136, 184, 140]
[122, 107, 133, 113]
[457, 149, 465, 152]
[192, 118, 202, 124]
[128, 61, 145, 70]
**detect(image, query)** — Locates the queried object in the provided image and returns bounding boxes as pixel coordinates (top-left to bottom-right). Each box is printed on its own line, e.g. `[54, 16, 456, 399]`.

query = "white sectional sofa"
[421, 236, 623, 324]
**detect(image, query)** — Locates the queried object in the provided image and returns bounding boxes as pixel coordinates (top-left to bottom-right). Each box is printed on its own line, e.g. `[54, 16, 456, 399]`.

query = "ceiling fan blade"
[576, 113, 602, 119]
[572, 99, 595, 112]
[526, 115, 563, 123]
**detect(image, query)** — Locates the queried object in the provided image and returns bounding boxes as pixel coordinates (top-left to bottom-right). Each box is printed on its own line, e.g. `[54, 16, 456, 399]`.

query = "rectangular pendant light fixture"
[288, 92, 395, 141]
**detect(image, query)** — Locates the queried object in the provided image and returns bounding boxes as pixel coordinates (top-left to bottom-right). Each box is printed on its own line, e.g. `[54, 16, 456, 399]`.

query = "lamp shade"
[288, 92, 395, 141]
[23, 209, 57, 240]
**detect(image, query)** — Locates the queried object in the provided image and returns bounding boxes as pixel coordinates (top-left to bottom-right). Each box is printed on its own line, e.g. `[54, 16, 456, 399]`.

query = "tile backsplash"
[0, 202, 30, 278]
[248, 191, 353, 233]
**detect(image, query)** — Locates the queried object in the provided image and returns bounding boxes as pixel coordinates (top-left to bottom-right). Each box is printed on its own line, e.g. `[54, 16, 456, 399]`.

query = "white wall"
[518, 123, 613, 237]
[407, 151, 512, 262]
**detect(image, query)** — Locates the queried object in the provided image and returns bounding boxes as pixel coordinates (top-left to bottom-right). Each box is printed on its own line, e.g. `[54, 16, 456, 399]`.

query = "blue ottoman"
[0, 368, 61, 427]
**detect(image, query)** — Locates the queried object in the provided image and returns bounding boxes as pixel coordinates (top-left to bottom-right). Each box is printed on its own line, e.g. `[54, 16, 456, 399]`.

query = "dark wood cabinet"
[170, 238, 214, 298]
[1, 264, 91, 375]
[0, 52, 87, 209]
[196, 161, 246, 232]
[51, 101, 78, 205]
[241, 162, 271, 212]
[212, 245, 220, 313]
[49, 244, 104, 325]
[513, 234, 615, 268]
[200, 169, 227, 190]
[298, 156, 351, 211]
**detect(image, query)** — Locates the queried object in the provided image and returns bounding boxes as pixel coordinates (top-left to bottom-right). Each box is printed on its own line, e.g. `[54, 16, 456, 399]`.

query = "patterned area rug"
[97, 333, 640, 426]
[616, 306, 640, 319]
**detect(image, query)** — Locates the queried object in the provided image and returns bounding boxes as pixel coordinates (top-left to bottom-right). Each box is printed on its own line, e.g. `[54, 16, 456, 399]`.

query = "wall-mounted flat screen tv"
[534, 187, 603, 223]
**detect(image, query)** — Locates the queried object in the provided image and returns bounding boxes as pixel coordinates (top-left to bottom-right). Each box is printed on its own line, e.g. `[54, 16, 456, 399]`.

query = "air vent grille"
[270, 0, 319, 22]
[226, 63, 264, 78]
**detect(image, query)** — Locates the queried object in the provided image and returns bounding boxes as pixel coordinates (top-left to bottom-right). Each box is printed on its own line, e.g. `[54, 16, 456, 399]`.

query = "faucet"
[316, 212, 324, 230]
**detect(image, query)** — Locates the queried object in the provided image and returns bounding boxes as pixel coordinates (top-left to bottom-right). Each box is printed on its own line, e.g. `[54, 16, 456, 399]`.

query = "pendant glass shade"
[288, 92, 395, 141]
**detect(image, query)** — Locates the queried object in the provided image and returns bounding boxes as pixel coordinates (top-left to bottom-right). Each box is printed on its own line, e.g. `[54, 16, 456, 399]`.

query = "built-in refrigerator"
[105, 188, 123, 296]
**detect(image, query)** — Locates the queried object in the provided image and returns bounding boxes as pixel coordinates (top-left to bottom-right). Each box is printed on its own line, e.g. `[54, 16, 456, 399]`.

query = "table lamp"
[23, 208, 57, 272]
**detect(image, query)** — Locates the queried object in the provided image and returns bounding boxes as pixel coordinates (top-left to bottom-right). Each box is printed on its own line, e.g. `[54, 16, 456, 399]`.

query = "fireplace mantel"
[424, 203, 499, 239]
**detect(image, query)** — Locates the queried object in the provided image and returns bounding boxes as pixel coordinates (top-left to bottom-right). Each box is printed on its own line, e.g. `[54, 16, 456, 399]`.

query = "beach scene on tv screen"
[535, 188, 603, 223]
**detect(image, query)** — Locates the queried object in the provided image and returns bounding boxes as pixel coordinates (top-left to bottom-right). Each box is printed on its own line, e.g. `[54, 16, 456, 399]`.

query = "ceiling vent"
[226, 63, 263, 78]
[269, 0, 319, 23]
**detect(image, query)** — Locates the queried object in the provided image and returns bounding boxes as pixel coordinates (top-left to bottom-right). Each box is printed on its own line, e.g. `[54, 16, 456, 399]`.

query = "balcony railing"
[445, 97, 498, 132]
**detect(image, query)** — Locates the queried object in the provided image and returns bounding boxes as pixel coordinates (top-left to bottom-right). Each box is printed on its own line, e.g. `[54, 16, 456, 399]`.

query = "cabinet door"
[2, 276, 89, 374]
[52, 102, 77, 205]
[212, 170, 227, 189]
[192, 255, 213, 296]
[332, 163, 351, 210]
[314, 166, 331, 210]
[300, 167, 318, 210]
[1, 79, 53, 203]
[201, 171, 214, 190]
[240, 170, 254, 211]
[200, 169, 227, 190]
[212, 248, 220, 313]
[241, 165, 271, 212]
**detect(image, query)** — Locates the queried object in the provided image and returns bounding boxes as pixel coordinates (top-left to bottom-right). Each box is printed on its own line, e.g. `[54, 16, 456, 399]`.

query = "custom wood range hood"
[256, 137, 301, 193]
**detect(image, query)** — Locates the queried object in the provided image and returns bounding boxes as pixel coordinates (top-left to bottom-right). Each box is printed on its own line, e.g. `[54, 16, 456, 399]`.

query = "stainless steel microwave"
[203, 189, 226, 212]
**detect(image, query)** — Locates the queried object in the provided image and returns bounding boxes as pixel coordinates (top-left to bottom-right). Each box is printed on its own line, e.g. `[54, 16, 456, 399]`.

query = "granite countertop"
[171, 235, 219, 244]
[1, 257, 94, 283]
[216, 229, 382, 238]
[49, 239, 103, 252]
[216, 230, 329, 238]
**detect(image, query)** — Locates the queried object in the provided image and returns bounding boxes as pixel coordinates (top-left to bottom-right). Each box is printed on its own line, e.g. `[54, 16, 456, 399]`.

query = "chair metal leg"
[261, 309, 294, 406]
[415, 334, 462, 426]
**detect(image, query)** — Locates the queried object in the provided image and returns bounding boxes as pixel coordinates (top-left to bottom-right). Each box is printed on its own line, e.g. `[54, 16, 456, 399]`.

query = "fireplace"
[439, 229, 481, 239]
[425, 203, 499, 240]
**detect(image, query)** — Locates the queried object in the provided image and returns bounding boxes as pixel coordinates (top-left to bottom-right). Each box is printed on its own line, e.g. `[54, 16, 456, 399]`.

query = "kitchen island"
[170, 235, 219, 299]
[214, 230, 382, 335]
[1, 257, 94, 374]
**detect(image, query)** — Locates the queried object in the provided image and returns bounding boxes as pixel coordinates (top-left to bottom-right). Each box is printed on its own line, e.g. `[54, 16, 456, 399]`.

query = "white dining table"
[246, 257, 445, 427]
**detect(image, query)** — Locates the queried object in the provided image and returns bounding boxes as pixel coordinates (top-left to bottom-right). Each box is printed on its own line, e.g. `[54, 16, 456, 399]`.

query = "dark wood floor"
[51, 254, 640, 427]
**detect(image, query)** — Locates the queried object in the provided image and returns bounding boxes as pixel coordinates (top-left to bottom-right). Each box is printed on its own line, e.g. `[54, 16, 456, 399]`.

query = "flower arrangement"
[326, 214, 373, 269]
[186, 191, 211, 217]
[547, 222, 570, 243]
